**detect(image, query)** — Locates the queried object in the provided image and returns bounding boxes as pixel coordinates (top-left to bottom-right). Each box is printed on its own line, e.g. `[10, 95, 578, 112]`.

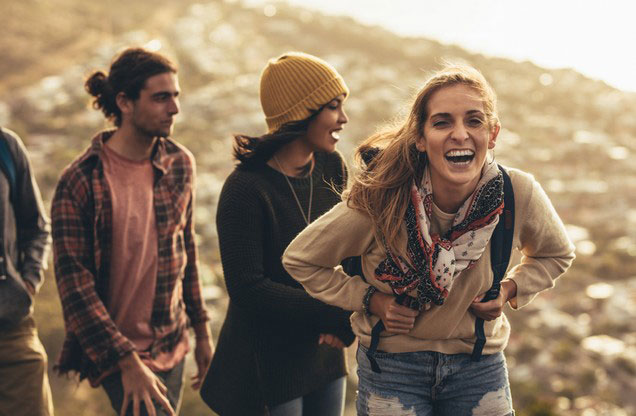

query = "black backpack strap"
[341, 256, 365, 282]
[365, 293, 408, 373]
[0, 129, 17, 201]
[471, 164, 515, 361]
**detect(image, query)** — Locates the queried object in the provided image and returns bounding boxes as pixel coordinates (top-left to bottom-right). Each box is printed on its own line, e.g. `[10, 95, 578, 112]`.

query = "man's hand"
[469, 280, 518, 321]
[369, 291, 419, 334]
[24, 280, 36, 297]
[191, 336, 214, 390]
[318, 334, 345, 349]
[118, 352, 175, 416]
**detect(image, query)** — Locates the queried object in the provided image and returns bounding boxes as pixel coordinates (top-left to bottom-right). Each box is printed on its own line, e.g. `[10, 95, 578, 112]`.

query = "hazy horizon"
[253, 0, 636, 92]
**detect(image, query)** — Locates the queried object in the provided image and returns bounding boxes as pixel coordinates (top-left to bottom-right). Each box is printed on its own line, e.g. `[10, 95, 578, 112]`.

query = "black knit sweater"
[201, 151, 355, 415]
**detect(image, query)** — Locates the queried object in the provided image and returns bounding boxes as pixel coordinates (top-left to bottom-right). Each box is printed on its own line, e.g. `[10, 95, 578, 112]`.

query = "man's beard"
[134, 122, 171, 140]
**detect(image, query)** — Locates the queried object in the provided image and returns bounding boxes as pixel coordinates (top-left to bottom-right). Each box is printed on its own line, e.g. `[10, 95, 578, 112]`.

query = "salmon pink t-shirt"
[101, 143, 188, 376]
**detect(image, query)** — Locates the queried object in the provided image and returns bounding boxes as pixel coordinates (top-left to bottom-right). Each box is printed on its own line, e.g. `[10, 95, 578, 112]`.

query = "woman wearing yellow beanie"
[201, 52, 353, 415]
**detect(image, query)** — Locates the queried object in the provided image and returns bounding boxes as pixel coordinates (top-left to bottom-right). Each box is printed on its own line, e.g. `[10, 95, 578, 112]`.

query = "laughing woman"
[283, 65, 575, 415]
[200, 52, 355, 416]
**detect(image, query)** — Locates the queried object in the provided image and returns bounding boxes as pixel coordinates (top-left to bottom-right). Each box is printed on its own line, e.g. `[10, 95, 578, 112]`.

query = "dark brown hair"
[84, 47, 177, 126]
[233, 107, 324, 171]
[345, 64, 499, 254]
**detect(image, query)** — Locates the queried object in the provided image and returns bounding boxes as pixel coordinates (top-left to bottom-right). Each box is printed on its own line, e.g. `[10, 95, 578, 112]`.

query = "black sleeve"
[216, 172, 353, 337]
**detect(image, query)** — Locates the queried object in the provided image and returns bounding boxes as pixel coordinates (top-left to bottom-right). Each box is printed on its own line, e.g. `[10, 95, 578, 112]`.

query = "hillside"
[1, 0, 635, 415]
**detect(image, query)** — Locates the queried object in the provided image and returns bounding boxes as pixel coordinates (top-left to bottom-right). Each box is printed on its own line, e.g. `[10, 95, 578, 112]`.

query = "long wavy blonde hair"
[344, 64, 500, 254]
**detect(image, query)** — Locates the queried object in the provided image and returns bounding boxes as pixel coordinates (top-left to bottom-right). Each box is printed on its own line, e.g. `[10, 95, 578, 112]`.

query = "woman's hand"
[469, 280, 518, 321]
[318, 334, 346, 349]
[369, 291, 419, 334]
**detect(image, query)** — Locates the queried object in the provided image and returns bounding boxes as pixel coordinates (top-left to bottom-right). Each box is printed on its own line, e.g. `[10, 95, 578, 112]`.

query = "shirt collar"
[89, 130, 171, 174]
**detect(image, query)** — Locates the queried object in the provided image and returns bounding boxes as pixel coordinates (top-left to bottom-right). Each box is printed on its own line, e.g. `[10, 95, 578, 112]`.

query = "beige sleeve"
[507, 176, 576, 309]
[283, 201, 376, 312]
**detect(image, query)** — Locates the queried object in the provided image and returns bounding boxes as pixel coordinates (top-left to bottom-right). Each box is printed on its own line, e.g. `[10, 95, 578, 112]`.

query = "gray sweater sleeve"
[2, 128, 51, 291]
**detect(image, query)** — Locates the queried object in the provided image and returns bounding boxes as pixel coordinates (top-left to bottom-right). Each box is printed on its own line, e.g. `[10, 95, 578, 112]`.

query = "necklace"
[273, 155, 313, 225]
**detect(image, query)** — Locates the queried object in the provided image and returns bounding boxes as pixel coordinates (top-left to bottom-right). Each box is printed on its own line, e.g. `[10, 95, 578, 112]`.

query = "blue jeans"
[356, 344, 514, 416]
[102, 358, 185, 416]
[269, 376, 346, 416]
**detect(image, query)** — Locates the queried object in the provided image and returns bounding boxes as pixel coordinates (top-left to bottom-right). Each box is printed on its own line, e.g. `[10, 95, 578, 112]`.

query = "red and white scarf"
[375, 161, 504, 309]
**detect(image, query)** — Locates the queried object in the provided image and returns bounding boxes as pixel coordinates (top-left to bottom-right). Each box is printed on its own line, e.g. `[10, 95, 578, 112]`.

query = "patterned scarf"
[375, 161, 504, 310]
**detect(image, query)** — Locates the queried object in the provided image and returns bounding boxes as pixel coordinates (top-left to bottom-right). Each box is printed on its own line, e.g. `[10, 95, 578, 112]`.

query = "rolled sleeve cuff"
[94, 338, 137, 375]
[188, 308, 210, 327]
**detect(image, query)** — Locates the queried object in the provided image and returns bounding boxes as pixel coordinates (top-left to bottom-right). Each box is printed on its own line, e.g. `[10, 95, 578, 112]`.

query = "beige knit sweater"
[283, 167, 575, 355]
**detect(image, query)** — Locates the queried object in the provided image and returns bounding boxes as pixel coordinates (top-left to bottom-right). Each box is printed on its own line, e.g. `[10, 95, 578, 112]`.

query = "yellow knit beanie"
[259, 52, 349, 133]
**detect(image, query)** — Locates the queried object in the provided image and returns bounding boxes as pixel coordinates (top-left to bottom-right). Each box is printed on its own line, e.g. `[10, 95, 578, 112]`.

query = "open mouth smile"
[445, 149, 475, 165]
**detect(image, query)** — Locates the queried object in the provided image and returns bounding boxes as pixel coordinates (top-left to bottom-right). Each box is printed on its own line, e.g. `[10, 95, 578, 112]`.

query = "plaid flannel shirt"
[51, 130, 208, 381]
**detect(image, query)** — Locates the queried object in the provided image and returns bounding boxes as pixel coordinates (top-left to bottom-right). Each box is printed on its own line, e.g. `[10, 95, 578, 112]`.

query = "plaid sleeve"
[181, 158, 209, 328]
[51, 176, 135, 371]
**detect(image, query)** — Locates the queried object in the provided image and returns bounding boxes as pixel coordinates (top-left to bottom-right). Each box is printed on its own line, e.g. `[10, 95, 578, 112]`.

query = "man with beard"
[51, 47, 213, 416]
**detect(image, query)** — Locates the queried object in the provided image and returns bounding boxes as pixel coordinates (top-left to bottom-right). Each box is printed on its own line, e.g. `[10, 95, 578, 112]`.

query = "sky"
[276, 0, 636, 92]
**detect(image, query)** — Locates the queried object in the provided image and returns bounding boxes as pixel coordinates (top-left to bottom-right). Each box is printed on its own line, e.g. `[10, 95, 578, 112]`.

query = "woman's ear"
[415, 134, 427, 152]
[488, 124, 500, 149]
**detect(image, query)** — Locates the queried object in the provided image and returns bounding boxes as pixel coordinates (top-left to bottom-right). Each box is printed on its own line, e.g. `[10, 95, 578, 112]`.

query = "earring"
[488, 149, 496, 165]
